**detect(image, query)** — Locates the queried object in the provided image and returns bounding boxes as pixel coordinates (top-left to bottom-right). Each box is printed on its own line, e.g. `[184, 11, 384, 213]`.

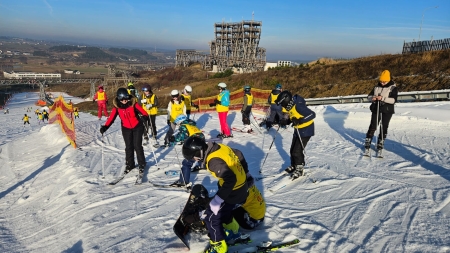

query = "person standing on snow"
[180, 85, 199, 120]
[182, 136, 250, 253]
[275, 90, 316, 180]
[241, 85, 254, 133]
[168, 115, 205, 188]
[100, 88, 149, 176]
[37, 112, 44, 125]
[364, 70, 398, 151]
[265, 83, 283, 130]
[93, 85, 109, 120]
[42, 109, 49, 122]
[74, 108, 80, 119]
[127, 81, 140, 98]
[209, 82, 232, 139]
[164, 90, 186, 147]
[22, 114, 30, 126]
[139, 84, 158, 143]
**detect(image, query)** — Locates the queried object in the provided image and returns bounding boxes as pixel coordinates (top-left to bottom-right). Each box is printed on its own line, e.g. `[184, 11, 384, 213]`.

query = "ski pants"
[204, 201, 236, 242]
[218, 111, 231, 136]
[144, 114, 157, 139]
[179, 159, 193, 184]
[97, 101, 108, 119]
[122, 123, 146, 167]
[366, 112, 393, 140]
[242, 107, 252, 125]
[164, 122, 176, 144]
[186, 109, 191, 120]
[290, 134, 311, 166]
[266, 108, 283, 128]
[232, 206, 264, 230]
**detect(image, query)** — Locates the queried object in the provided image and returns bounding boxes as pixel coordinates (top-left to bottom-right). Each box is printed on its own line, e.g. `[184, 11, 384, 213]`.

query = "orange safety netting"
[48, 95, 76, 148]
[192, 88, 273, 113]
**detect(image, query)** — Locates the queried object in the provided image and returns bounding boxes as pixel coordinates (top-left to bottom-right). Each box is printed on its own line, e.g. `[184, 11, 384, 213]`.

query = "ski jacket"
[93, 90, 108, 103]
[242, 93, 254, 111]
[216, 90, 230, 113]
[268, 89, 282, 111]
[23, 116, 29, 121]
[180, 94, 193, 110]
[288, 95, 315, 137]
[167, 100, 186, 123]
[241, 184, 266, 220]
[204, 142, 249, 204]
[139, 93, 158, 115]
[105, 97, 148, 129]
[172, 120, 204, 143]
[368, 81, 398, 114]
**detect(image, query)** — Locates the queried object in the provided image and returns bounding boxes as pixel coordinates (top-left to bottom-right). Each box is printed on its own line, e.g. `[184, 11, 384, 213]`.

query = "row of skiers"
[98, 69, 397, 253]
[22, 110, 49, 126]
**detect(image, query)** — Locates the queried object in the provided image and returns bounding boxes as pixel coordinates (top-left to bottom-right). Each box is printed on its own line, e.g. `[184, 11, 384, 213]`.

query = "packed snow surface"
[1, 92, 449, 252]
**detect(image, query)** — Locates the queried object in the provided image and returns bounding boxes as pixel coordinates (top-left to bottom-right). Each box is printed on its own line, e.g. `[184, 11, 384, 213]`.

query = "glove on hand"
[291, 117, 302, 126]
[246, 172, 255, 187]
[193, 104, 199, 109]
[141, 99, 147, 104]
[167, 120, 171, 125]
[209, 103, 215, 107]
[214, 99, 221, 105]
[146, 104, 152, 109]
[169, 136, 175, 143]
[100, 125, 108, 134]
[209, 195, 224, 215]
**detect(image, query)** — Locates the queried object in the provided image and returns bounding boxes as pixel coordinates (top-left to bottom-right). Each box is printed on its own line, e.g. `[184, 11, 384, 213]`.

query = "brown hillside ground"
[48, 50, 450, 113]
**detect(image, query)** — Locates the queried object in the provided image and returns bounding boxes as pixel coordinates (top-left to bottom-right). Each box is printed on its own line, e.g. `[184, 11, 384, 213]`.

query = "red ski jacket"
[105, 99, 148, 129]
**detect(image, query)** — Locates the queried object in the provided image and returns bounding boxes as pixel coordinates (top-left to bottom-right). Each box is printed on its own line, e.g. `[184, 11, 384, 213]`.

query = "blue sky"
[1, 0, 449, 61]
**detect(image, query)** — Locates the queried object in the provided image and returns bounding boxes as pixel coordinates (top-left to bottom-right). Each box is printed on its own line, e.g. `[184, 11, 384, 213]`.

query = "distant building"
[64, 69, 80, 74]
[3, 71, 61, 79]
[264, 62, 277, 71]
[277, 60, 292, 67]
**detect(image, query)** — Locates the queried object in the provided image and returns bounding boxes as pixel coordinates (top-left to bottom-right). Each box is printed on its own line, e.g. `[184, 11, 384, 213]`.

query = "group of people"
[97, 69, 398, 253]
[22, 108, 49, 126]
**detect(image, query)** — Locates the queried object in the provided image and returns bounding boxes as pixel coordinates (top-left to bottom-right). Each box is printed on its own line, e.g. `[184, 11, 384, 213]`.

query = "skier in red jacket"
[100, 88, 149, 176]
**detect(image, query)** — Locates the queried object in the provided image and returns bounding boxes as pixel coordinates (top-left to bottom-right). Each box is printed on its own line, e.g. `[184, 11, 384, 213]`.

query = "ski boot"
[290, 165, 304, 180]
[284, 166, 295, 174]
[377, 139, 384, 150]
[203, 239, 227, 253]
[364, 137, 372, 149]
[123, 164, 134, 175]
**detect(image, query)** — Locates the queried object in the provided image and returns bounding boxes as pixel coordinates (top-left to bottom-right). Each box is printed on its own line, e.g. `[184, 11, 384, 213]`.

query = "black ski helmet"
[116, 87, 130, 100]
[244, 85, 251, 92]
[182, 136, 207, 160]
[275, 90, 293, 108]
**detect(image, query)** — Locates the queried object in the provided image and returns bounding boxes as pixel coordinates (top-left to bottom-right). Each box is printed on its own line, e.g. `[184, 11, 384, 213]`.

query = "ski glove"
[100, 125, 108, 134]
[167, 120, 171, 125]
[146, 104, 152, 109]
[193, 104, 199, 109]
[209, 195, 224, 215]
[141, 99, 147, 104]
[209, 103, 215, 107]
[214, 99, 221, 105]
[169, 136, 175, 143]
[291, 117, 302, 126]
[246, 172, 255, 187]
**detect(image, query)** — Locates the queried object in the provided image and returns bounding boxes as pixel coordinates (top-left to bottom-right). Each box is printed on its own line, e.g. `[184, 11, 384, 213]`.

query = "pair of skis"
[107, 170, 144, 185]
[236, 238, 300, 253]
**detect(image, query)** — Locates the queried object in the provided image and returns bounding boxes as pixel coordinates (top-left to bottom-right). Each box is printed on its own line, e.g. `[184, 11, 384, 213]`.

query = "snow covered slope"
[1, 92, 449, 252]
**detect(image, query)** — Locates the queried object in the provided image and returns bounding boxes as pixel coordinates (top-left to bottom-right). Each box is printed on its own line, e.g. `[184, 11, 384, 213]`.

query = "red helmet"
[98, 85, 104, 89]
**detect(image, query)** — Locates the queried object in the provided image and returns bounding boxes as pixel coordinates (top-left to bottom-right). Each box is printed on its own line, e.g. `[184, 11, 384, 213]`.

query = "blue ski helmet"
[275, 84, 282, 90]
[244, 85, 251, 92]
[174, 114, 187, 125]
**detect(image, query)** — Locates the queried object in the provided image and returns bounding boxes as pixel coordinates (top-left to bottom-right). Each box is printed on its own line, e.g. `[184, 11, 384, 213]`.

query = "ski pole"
[260, 126, 282, 174]
[295, 128, 317, 183]
[375, 94, 381, 146]
[250, 112, 263, 134]
[101, 134, 105, 178]
[143, 120, 159, 168]
[173, 145, 189, 190]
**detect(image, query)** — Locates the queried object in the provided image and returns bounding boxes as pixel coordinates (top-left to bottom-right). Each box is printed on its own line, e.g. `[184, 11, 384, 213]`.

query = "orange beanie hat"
[379, 70, 391, 82]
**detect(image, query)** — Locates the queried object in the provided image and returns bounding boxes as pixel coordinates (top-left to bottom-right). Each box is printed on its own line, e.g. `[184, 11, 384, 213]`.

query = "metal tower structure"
[207, 20, 266, 73]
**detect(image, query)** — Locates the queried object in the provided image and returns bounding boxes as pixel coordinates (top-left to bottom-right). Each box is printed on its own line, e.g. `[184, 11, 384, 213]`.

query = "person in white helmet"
[209, 82, 232, 138]
[164, 89, 186, 147]
[180, 85, 199, 119]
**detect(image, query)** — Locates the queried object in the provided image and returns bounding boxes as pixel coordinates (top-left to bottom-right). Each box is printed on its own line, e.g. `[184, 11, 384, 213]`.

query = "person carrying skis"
[241, 85, 254, 133]
[265, 83, 283, 130]
[364, 70, 398, 152]
[22, 114, 30, 126]
[182, 136, 250, 253]
[100, 88, 149, 177]
[168, 115, 205, 188]
[164, 90, 186, 147]
[180, 85, 199, 120]
[275, 90, 316, 179]
[139, 84, 158, 143]
[93, 85, 109, 120]
[127, 81, 140, 98]
[209, 82, 232, 139]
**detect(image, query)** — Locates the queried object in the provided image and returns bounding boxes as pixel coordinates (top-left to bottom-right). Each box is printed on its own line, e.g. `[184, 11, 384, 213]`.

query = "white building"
[277, 60, 292, 67]
[3, 71, 61, 80]
[264, 62, 278, 71]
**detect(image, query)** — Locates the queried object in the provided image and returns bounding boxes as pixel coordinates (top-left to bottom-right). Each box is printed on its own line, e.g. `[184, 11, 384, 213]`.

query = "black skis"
[239, 238, 300, 253]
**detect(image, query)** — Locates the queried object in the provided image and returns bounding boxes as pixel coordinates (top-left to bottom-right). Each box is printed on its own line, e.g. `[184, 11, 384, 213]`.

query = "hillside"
[47, 49, 450, 112]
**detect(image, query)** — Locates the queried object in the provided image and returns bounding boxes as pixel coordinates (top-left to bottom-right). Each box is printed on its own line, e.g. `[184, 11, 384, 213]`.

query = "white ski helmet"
[218, 82, 227, 89]
[184, 85, 192, 93]
[171, 90, 179, 96]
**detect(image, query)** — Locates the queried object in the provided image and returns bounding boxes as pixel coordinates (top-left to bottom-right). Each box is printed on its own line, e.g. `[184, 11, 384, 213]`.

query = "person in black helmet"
[182, 136, 251, 253]
[275, 90, 316, 180]
[100, 88, 149, 176]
